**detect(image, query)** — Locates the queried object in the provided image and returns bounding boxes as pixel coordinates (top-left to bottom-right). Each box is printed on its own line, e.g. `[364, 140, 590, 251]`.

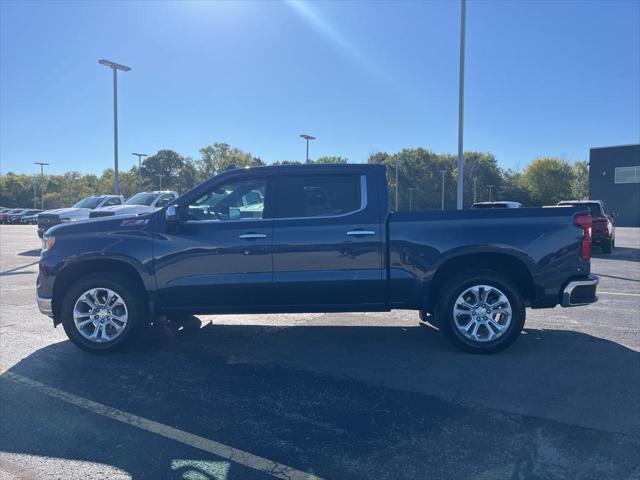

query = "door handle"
[346, 230, 376, 236]
[238, 233, 267, 239]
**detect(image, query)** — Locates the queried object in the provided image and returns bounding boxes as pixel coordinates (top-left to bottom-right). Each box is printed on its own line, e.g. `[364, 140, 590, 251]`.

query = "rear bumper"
[561, 274, 599, 307]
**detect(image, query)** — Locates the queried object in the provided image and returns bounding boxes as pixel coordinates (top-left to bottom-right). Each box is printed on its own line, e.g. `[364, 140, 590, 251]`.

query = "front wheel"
[61, 272, 147, 353]
[435, 269, 525, 354]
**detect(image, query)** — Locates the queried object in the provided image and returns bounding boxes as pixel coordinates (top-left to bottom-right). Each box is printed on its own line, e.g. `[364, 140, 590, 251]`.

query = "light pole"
[473, 177, 477, 204]
[487, 185, 495, 202]
[299, 134, 316, 163]
[440, 170, 447, 211]
[33, 180, 37, 208]
[132, 152, 147, 192]
[456, 0, 467, 210]
[408, 187, 415, 212]
[34, 162, 49, 209]
[157, 174, 164, 189]
[99, 59, 131, 196]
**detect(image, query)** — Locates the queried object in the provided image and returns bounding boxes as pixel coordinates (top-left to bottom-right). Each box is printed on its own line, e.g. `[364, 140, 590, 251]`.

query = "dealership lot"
[1, 226, 639, 479]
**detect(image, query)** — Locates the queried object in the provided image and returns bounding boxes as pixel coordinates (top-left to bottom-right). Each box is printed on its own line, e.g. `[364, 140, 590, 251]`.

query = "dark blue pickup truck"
[37, 164, 598, 353]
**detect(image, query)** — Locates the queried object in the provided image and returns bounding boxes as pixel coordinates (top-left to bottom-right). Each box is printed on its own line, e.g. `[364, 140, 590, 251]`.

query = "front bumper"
[37, 295, 53, 317]
[561, 274, 599, 307]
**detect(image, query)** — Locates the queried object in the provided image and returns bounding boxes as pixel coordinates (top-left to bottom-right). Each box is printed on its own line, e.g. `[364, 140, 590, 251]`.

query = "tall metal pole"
[395, 161, 399, 211]
[488, 185, 495, 202]
[34, 162, 49, 210]
[158, 174, 164, 189]
[132, 153, 148, 193]
[299, 134, 316, 163]
[456, 0, 467, 210]
[441, 170, 446, 211]
[33, 181, 37, 208]
[112, 68, 120, 195]
[99, 59, 131, 195]
[408, 187, 415, 212]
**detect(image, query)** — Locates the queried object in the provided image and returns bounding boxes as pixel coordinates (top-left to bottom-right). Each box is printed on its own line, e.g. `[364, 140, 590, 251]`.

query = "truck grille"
[37, 214, 60, 232]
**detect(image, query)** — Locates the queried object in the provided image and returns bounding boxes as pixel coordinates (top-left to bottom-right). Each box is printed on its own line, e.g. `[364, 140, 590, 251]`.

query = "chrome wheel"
[73, 288, 128, 343]
[453, 284, 512, 343]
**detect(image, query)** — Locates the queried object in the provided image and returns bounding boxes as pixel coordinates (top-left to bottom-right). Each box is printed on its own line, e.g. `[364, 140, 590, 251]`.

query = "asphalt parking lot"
[1, 225, 639, 480]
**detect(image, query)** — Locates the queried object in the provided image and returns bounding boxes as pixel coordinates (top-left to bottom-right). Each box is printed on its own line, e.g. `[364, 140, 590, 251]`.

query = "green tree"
[198, 143, 253, 178]
[460, 152, 503, 207]
[571, 160, 589, 200]
[521, 157, 574, 205]
[499, 169, 532, 205]
[308, 156, 349, 164]
[141, 149, 186, 190]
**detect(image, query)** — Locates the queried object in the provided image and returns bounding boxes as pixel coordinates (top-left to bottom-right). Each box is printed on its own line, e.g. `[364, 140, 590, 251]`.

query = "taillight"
[574, 214, 592, 261]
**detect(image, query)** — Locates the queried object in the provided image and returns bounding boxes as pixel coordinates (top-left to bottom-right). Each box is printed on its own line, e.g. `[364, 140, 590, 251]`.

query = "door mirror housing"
[165, 204, 182, 233]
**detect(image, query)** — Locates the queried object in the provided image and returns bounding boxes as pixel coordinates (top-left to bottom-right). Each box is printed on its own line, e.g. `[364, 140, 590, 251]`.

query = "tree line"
[0, 141, 587, 210]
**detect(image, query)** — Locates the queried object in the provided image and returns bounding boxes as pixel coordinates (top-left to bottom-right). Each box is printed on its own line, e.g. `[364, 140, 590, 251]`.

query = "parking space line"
[599, 291, 640, 297]
[0, 369, 322, 480]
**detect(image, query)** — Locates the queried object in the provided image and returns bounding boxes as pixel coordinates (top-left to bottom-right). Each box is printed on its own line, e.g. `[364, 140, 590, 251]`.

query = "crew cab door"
[153, 175, 273, 311]
[270, 171, 385, 308]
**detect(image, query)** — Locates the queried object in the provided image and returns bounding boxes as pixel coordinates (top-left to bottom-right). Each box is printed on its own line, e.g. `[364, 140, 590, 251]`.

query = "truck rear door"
[270, 171, 386, 309]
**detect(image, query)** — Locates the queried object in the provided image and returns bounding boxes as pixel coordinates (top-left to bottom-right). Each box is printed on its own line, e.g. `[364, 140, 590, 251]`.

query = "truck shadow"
[1, 322, 639, 480]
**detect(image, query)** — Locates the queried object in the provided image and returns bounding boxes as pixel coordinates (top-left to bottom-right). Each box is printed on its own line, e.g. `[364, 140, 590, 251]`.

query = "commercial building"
[589, 144, 640, 227]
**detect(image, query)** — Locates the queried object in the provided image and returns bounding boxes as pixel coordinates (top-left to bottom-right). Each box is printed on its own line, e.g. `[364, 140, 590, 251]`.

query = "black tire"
[435, 269, 525, 354]
[602, 238, 613, 254]
[61, 272, 148, 353]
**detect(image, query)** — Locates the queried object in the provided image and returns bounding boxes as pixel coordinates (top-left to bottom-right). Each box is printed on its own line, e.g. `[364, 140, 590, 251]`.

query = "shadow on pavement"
[17, 249, 41, 257]
[593, 246, 640, 262]
[1, 323, 639, 480]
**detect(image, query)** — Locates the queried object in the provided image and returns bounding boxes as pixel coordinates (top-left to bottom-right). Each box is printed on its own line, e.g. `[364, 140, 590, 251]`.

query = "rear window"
[274, 175, 361, 219]
[561, 202, 602, 216]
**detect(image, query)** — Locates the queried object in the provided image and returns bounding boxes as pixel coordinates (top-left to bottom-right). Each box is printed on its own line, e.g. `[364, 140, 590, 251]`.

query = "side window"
[156, 194, 174, 208]
[103, 198, 121, 207]
[275, 175, 361, 219]
[187, 178, 266, 222]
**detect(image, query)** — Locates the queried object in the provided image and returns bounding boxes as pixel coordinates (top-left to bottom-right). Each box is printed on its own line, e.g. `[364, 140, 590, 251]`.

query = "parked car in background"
[89, 191, 179, 218]
[38, 164, 598, 354]
[37, 195, 124, 238]
[7, 209, 42, 224]
[472, 201, 522, 209]
[1, 208, 27, 224]
[21, 211, 43, 224]
[557, 200, 616, 253]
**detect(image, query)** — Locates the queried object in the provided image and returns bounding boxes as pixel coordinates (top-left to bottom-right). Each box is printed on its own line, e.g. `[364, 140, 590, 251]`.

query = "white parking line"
[0, 369, 322, 480]
[599, 291, 640, 297]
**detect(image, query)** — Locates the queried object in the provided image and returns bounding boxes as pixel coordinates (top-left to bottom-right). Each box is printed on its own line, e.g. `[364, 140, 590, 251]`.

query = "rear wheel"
[435, 269, 525, 354]
[602, 238, 613, 254]
[61, 272, 147, 353]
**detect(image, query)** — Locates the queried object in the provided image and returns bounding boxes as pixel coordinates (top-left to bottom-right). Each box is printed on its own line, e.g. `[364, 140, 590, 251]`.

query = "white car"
[472, 201, 522, 209]
[89, 191, 179, 218]
[37, 195, 124, 237]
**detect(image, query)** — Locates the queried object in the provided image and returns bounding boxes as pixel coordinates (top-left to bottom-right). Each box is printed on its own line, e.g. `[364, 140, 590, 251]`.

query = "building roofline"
[590, 143, 640, 151]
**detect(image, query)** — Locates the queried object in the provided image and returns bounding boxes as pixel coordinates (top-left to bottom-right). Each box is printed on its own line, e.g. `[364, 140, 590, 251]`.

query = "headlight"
[42, 235, 55, 252]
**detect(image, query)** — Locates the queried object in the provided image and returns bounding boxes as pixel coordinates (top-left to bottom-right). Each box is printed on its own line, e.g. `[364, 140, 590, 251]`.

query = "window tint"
[275, 175, 361, 219]
[104, 197, 121, 206]
[187, 178, 266, 222]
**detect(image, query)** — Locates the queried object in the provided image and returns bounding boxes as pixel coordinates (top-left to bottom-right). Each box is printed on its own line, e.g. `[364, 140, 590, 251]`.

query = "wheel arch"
[52, 259, 148, 324]
[427, 252, 536, 311]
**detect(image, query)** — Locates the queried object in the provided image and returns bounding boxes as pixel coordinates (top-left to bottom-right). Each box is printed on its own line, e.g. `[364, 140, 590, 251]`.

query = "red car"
[558, 200, 616, 253]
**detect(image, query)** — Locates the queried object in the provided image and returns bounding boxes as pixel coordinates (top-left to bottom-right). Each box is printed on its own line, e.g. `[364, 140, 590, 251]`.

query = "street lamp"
[456, 0, 467, 210]
[408, 187, 415, 212]
[299, 134, 316, 163]
[473, 177, 477, 204]
[395, 161, 399, 211]
[440, 170, 447, 211]
[132, 152, 148, 192]
[157, 173, 164, 189]
[487, 184, 495, 202]
[99, 59, 131, 196]
[34, 162, 49, 209]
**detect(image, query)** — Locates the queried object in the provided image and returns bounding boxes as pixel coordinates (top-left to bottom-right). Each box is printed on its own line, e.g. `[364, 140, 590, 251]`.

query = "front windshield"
[73, 197, 104, 209]
[125, 193, 157, 206]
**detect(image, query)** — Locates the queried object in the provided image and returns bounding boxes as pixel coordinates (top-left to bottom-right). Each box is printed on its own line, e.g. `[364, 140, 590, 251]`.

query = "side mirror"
[165, 205, 181, 233]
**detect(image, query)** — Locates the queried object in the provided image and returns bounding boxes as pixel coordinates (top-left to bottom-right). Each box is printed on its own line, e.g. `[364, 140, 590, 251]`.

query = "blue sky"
[1, 0, 639, 175]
